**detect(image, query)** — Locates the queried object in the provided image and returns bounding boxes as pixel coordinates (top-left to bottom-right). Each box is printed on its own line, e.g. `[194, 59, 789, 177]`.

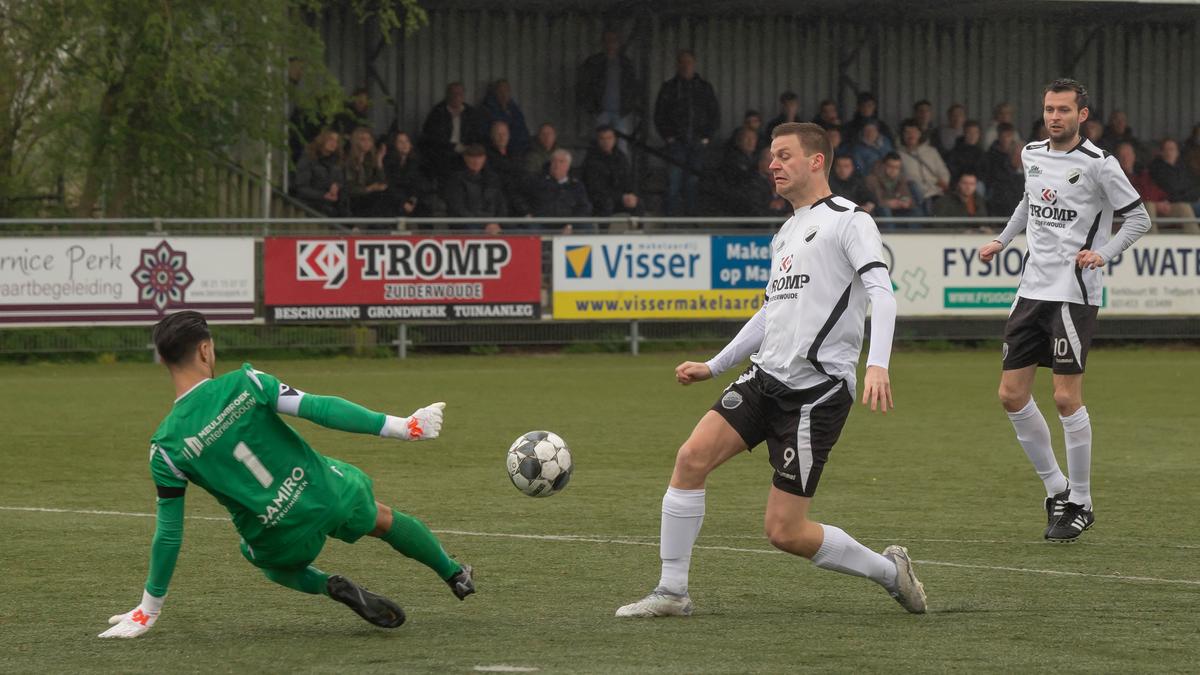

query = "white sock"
[811, 524, 898, 592]
[657, 487, 705, 595]
[1007, 399, 1068, 496]
[1061, 406, 1093, 509]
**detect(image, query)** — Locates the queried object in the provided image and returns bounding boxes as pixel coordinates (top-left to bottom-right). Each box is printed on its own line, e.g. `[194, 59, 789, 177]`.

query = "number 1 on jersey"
[233, 442, 274, 488]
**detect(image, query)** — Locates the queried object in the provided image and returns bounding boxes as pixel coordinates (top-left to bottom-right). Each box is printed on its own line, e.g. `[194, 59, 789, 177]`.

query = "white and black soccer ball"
[506, 431, 573, 498]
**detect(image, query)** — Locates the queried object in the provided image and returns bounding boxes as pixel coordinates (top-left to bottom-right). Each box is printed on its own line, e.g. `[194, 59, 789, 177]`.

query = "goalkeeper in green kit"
[99, 311, 474, 638]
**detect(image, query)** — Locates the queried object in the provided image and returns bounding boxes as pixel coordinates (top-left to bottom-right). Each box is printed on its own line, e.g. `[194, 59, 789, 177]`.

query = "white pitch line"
[4, 505, 1199, 586]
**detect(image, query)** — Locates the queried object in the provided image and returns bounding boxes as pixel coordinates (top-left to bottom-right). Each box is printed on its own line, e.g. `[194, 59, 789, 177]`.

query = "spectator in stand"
[333, 87, 372, 137]
[726, 110, 764, 150]
[945, 120, 985, 186]
[897, 118, 951, 208]
[1099, 110, 1142, 157]
[764, 91, 802, 141]
[654, 49, 720, 215]
[294, 129, 346, 217]
[867, 152, 921, 223]
[933, 172, 989, 221]
[1029, 118, 1049, 143]
[829, 154, 875, 213]
[286, 58, 325, 164]
[583, 125, 641, 217]
[1183, 123, 1200, 178]
[485, 120, 531, 216]
[981, 102, 1023, 149]
[912, 99, 935, 141]
[420, 82, 484, 181]
[812, 99, 842, 130]
[933, 103, 966, 155]
[577, 28, 641, 153]
[707, 127, 762, 216]
[981, 122, 1024, 217]
[1117, 141, 1197, 233]
[532, 149, 593, 233]
[382, 131, 435, 217]
[1150, 138, 1200, 218]
[525, 123, 559, 176]
[849, 120, 894, 176]
[826, 127, 845, 156]
[755, 148, 791, 217]
[344, 126, 401, 220]
[443, 144, 506, 233]
[481, 79, 531, 158]
[845, 91, 894, 144]
[1082, 118, 1105, 145]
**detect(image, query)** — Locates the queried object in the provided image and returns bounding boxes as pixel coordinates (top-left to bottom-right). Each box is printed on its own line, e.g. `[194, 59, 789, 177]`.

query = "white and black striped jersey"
[753, 195, 887, 394]
[996, 137, 1151, 306]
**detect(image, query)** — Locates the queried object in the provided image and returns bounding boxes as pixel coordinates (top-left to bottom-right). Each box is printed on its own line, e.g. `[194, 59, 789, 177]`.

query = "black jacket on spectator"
[444, 169, 507, 220]
[829, 172, 875, 209]
[582, 146, 637, 216]
[653, 75, 720, 143]
[1149, 159, 1200, 203]
[981, 143, 1025, 217]
[945, 138, 985, 184]
[383, 151, 434, 202]
[293, 154, 345, 216]
[532, 176, 592, 219]
[577, 53, 641, 117]
[706, 146, 761, 215]
[486, 146, 531, 215]
[420, 102, 486, 178]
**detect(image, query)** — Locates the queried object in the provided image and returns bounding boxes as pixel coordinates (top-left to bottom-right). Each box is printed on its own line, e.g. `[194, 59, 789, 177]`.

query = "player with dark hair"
[616, 121, 925, 618]
[98, 311, 474, 638]
[978, 78, 1151, 542]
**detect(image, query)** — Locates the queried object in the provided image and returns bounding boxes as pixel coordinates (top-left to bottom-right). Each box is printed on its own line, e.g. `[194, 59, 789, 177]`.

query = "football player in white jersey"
[979, 79, 1150, 542]
[616, 122, 926, 618]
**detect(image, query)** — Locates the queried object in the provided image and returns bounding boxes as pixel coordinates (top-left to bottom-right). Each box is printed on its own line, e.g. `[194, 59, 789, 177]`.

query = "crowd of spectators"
[288, 32, 1200, 232]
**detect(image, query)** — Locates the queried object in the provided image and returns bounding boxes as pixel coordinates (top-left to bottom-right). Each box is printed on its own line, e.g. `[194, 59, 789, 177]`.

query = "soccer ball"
[506, 431, 573, 497]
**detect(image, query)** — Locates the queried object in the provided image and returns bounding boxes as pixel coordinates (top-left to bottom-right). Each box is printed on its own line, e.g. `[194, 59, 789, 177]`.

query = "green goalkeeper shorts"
[239, 458, 378, 570]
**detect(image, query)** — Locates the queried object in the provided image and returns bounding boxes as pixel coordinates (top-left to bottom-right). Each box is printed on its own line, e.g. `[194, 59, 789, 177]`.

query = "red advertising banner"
[264, 236, 542, 322]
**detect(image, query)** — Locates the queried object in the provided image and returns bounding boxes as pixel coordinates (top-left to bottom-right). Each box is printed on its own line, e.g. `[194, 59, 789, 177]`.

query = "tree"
[0, 0, 426, 218]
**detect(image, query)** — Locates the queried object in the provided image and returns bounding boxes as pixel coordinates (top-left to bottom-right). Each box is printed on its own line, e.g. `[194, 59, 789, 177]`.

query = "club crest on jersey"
[804, 223, 818, 242]
[1028, 165, 1042, 177]
[1041, 188, 1057, 204]
[1067, 169, 1082, 184]
[780, 255, 793, 273]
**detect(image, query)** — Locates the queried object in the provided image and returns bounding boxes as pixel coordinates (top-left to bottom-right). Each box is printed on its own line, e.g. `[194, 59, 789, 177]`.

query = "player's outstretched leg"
[616, 412, 745, 618]
[371, 503, 474, 600]
[260, 565, 406, 628]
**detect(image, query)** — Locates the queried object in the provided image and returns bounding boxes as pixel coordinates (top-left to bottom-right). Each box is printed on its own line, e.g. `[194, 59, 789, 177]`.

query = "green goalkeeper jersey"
[149, 363, 348, 547]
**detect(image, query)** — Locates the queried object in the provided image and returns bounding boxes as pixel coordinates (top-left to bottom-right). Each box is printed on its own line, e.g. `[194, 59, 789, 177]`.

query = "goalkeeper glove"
[382, 401, 446, 440]
[98, 590, 163, 639]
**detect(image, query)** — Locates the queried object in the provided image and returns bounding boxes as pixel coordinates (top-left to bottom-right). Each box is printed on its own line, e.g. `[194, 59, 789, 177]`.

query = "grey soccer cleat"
[615, 588, 694, 618]
[1044, 487, 1071, 538]
[327, 575, 406, 628]
[446, 563, 475, 600]
[882, 545, 927, 614]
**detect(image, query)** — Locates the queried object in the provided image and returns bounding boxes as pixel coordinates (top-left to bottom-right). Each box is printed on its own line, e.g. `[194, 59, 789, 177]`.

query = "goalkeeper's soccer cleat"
[327, 575, 406, 628]
[446, 563, 475, 600]
[1046, 502, 1094, 543]
[615, 588, 694, 618]
[883, 545, 927, 614]
[1044, 487, 1071, 538]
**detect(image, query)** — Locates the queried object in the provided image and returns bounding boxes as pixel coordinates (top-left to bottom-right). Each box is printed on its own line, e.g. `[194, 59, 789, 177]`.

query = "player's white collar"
[792, 194, 836, 216]
[175, 378, 212, 403]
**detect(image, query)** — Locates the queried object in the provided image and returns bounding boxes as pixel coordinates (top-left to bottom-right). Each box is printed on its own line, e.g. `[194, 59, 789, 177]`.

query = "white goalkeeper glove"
[382, 401, 446, 441]
[98, 590, 163, 639]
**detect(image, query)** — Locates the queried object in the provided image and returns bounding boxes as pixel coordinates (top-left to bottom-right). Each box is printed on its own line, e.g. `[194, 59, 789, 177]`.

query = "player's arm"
[842, 210, 895, 413]
[99, 450, 188, 639]
[244, 365, 444, 441]
[677, 306, 767, 385]
[980, 193, 1029, 262]
[1082, 156, 1152, 269]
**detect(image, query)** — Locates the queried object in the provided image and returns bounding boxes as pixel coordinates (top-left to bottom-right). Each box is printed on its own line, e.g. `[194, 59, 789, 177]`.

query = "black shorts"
[710, 365, 853, 498]
[1002, 297, 1099, 375]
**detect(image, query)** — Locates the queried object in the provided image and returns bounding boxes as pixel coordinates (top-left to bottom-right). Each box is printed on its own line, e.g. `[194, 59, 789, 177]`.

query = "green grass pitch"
[1, 349, 1197, 673]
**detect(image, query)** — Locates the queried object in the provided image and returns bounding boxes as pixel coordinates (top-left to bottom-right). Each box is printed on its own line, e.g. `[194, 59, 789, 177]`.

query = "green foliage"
[0, 0, 426, 218]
